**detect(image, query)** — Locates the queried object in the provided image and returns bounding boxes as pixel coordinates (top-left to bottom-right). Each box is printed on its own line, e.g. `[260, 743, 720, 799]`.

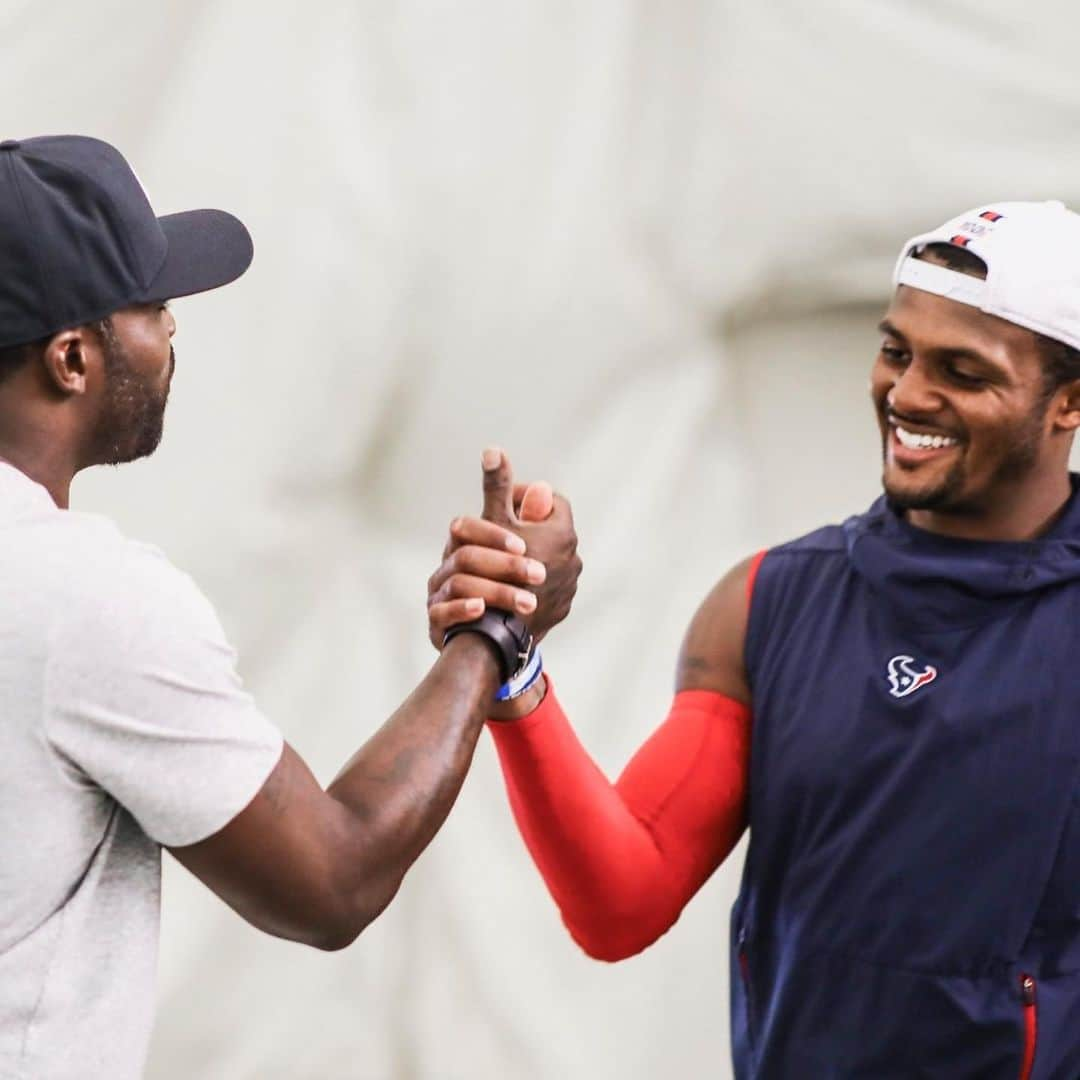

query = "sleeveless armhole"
[746, 549, 767, 609]
[743, 549, 770, 689]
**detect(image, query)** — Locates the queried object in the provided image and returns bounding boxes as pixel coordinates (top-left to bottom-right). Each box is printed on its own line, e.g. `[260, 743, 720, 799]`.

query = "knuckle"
[465, 547, 492, 574]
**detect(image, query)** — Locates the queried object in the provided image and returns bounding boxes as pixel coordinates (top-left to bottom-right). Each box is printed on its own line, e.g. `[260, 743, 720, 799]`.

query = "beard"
[89, 327, 173, 466]
[882, 405, 1045, 514]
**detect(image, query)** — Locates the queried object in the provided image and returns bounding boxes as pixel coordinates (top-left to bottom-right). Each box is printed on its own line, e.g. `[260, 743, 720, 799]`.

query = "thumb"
[518, 481, 555, 522]
[481, 446, 515, 525]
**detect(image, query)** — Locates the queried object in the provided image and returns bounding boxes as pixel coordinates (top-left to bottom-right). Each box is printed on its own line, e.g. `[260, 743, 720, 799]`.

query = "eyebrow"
[877, 318, 997, 367]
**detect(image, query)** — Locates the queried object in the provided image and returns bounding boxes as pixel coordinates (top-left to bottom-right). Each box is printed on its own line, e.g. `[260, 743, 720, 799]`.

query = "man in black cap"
[0, 135, 580, 1079]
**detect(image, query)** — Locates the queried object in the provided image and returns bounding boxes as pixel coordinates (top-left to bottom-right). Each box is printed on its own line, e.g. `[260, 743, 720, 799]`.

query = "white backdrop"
[6, 1, 1080, 1076]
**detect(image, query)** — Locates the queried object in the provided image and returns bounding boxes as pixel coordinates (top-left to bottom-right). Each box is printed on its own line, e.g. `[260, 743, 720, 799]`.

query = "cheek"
[958, 399, 1037, 462]
[869, 361, 893, 411]
[142, 333, 172, 376]
[122, 314, 172, 370]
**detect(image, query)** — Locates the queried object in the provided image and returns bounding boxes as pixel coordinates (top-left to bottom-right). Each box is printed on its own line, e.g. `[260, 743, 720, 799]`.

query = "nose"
[886, 357, 943, 418]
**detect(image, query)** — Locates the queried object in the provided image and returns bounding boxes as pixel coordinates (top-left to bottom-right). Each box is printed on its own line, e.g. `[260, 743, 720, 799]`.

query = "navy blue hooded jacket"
[734, 479, 1080, 1079]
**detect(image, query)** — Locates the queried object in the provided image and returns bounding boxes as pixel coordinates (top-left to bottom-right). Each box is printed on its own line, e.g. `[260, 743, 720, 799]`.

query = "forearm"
[491, 681, 750, 961]
[493, 687, 665, 949]
[325, 633, 500, 930]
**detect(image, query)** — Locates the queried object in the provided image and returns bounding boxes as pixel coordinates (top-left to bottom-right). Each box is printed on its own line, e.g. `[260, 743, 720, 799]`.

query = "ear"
[1051, 379, 1080, 433]
[40, 327, 97, 397]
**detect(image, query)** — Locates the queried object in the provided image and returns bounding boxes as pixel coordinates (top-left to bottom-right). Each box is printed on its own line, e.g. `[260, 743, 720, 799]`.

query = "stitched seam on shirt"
[16, 799, 120, 1069]
[18, 899, 66, 1071]
[41, 605, 96, 794]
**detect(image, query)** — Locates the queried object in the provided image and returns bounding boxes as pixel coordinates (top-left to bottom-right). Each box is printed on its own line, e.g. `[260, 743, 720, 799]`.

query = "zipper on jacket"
[1019, 973, 1037, 1080]
[737, 929, 755, 1046]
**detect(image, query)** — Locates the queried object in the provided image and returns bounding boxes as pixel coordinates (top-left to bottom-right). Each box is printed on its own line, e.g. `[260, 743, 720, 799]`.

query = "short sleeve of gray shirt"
[44, 543, 284, 847]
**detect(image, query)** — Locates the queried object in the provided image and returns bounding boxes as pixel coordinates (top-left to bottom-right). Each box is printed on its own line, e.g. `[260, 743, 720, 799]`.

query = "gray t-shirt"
[0, 464, 283, 1079]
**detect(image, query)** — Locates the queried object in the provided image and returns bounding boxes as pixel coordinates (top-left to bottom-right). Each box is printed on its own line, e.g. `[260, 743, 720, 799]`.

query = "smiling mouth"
[892, 424, 959, 451]
[885, 414, 962, 464]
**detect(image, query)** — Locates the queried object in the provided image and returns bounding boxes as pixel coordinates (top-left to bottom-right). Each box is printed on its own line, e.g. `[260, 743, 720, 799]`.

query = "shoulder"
[675, 521, 856, 700]
[48, 512, 223, 653]
[764, 523, 848, 561]
[676, 553, 762, 701]
[751, 522, 858, 611]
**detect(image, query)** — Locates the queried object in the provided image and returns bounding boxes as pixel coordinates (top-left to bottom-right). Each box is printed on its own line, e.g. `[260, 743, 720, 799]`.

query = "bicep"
[168, 742, 355, 950]
[675, 551, 764, 702]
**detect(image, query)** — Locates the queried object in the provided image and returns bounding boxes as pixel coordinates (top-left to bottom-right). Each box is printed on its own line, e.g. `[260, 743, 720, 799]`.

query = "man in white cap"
[427, 202, 1080, 1079]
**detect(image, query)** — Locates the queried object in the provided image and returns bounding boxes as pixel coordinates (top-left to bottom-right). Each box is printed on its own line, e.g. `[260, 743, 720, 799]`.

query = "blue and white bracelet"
[495, 646, 543, 702]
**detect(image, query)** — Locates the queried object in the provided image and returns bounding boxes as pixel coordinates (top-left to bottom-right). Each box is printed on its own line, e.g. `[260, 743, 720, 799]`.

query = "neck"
[0, 376, 93, 508]
[905, 469, 1073, 542]
[0, 439, 75, 508]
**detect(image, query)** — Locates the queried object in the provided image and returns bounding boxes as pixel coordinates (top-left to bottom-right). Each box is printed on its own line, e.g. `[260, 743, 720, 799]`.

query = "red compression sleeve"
[489, 683, 750, 961]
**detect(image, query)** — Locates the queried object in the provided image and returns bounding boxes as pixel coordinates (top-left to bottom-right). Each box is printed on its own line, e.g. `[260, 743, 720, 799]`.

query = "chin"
[103, 428, 165, 466]
[129, 434, 164, 463]
[882, 466, 962, 511]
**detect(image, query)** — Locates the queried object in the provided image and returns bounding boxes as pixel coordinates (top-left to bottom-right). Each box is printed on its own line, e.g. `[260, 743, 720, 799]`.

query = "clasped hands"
[427, 448, 582, 701]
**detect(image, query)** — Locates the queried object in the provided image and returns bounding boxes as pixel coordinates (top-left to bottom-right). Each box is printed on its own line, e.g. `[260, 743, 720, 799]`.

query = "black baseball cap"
[0, 134, 253, 348]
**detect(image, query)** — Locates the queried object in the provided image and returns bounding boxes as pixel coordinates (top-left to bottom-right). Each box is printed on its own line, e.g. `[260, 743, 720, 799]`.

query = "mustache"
[883, 403, 962, 439]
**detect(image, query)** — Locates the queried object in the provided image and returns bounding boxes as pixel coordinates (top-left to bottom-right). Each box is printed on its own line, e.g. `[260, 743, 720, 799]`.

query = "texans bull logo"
[886, 655, 937, 699]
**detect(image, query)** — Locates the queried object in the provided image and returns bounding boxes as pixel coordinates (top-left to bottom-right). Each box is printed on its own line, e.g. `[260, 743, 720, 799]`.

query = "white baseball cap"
[893, 200, 1080, 351]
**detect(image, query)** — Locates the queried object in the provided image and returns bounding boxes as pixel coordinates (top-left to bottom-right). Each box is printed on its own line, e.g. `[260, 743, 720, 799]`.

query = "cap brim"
[139, 209, 253, 302]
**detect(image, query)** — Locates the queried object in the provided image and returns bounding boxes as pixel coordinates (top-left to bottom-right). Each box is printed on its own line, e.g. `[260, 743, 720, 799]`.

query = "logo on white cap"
[892, 201, 1080, 353]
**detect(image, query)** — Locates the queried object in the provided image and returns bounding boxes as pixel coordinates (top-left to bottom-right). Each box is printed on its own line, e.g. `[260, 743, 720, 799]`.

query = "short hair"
[0, 337, 45, 386]
[0, 318, 115, 387]
[914, 242, 1080, 396]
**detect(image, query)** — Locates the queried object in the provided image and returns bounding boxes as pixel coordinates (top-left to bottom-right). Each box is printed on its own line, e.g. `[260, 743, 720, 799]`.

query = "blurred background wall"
[6, 1, 1080, 1076]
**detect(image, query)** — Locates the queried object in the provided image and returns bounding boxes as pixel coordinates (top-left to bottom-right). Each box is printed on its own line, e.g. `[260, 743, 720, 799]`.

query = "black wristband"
[443, 608, 533, 683]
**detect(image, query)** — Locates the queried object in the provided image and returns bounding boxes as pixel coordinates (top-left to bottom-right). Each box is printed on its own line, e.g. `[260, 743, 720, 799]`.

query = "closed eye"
[943, 362, 989, 387]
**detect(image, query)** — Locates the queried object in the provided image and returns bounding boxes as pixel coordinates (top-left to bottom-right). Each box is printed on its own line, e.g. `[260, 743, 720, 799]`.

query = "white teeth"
[895, 425, 958, 451]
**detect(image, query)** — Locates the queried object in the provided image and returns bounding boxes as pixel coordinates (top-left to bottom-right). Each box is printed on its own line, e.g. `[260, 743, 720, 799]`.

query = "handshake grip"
[429, 447, 578, 697]
[443, 608, 541, 700]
